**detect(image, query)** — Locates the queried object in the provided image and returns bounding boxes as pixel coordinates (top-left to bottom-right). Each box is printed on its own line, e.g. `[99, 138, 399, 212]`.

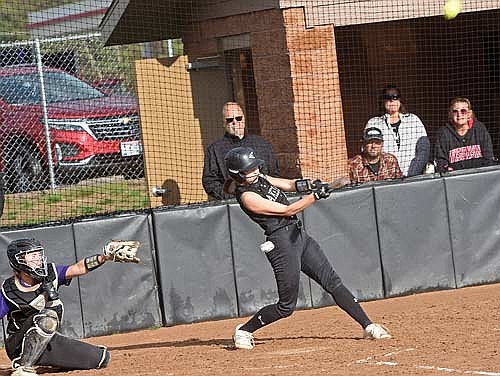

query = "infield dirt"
[1, 283, 499, 376]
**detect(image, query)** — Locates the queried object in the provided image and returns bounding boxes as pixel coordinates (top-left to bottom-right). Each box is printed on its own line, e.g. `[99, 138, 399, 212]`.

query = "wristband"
[84, 254, 104, 272]
[295, 179, 313, 193]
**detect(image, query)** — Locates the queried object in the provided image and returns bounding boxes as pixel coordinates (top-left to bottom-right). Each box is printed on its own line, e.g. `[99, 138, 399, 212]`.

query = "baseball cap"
[363, 127, 384, 142]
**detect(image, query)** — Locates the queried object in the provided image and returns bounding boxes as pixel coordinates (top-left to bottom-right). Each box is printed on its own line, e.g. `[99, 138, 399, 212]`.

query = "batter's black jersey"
[235, 176, 298, 235]
[202, 133, 280, 200]
[1, 263, 70, 335]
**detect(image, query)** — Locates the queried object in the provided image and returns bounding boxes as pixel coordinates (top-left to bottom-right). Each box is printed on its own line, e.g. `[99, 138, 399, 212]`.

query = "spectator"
[435, 97, 496, 173]
[365, 85, 429, 177]
[349, 127, 402, 183]
[202, 102, 279, 200]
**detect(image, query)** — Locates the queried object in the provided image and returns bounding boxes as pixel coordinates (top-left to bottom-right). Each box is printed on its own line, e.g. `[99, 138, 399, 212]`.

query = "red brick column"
[285, 8, 348, 180]
[184, 7, 348, 180]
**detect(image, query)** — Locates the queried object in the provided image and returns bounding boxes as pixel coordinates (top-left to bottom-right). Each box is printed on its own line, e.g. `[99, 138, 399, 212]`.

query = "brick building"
[101, 0, 500, 201]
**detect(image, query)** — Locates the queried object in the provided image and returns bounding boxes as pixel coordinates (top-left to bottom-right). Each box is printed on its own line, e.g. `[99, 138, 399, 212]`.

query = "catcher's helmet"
[224, 147, 264, 183]
[7, 238, 48, 281]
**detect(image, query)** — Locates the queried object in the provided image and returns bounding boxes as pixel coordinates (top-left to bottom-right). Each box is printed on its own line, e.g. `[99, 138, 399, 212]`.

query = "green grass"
[43, 194, 63, 204]
[0, 177, 151, 228]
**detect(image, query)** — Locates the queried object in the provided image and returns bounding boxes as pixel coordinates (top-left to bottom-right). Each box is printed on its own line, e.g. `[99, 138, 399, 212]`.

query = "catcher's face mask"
[15, 248, 48, 280]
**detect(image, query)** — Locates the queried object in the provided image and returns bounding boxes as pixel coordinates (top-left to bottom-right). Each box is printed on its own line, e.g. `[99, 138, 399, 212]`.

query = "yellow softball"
[443, 0, 462, 20]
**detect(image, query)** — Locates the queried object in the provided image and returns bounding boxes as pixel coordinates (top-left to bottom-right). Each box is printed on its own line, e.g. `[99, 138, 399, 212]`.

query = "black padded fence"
[0, 214, 161, 342]
[374, 177, 457, 297]
[73, 213, 161, 337]
[153, 205, 238, 325]
[1, 168, 500, 341]
[303, 186, 384, 307]
[444, 167, 500, 288]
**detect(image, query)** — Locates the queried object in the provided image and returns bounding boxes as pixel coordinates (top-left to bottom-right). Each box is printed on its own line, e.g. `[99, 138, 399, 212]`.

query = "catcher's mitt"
[103, 240, 141, 263]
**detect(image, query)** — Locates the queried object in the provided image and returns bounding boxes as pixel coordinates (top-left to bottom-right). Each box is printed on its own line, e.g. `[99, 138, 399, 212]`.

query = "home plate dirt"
[1, 283, 499, 376]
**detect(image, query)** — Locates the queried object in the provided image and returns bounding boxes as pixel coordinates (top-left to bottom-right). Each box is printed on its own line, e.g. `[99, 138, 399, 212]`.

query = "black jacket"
[202, 133, 280, 200]
[434, 119, 496, 173]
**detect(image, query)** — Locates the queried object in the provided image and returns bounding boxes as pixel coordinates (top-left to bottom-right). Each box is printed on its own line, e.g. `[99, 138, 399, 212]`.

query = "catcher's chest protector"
[2, 263, 64, 335]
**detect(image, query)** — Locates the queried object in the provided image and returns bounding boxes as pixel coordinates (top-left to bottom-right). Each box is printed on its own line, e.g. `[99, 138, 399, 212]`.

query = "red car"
[0, 65, 144, 193]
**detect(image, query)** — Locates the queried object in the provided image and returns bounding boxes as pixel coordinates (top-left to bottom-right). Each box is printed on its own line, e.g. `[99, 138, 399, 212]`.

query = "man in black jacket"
[202, 102, 280, 200]
[435, 97, 497, 173]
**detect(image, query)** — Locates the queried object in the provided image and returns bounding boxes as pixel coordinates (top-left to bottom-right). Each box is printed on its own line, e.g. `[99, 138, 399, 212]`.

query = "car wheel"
[5, 143, 48, 193]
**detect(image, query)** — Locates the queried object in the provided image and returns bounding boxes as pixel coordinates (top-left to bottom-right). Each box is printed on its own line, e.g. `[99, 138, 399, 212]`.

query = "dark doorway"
[224, 48, 260, 136]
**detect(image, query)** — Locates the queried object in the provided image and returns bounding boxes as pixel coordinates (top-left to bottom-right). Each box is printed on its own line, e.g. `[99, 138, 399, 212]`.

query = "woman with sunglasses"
[434, 97, 496, 173]
[365, 85, 429, 177]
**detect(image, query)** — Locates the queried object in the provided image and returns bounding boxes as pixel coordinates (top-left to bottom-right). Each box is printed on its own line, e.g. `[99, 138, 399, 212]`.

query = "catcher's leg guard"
[36, 334, 109, 370]
[98, 346, 111, 368]
[12, 310, 59, 369]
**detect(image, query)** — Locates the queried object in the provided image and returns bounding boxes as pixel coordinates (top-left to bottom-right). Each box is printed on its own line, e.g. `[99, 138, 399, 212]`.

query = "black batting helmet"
[7, 238, 48, 281]
[224, 147, 264, 183]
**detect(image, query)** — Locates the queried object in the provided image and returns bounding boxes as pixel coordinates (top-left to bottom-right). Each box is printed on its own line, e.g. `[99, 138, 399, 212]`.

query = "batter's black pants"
[240, 223, 372, 333]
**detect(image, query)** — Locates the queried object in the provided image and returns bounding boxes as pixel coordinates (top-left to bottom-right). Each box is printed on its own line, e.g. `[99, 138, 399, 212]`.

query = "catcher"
[224, 147, 391, 350]
[0, 238, 140, 376]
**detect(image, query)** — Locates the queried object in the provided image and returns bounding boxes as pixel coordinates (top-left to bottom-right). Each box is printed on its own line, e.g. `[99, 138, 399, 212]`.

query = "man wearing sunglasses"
[365, 85, 429, 177]
[434, 97, 496, 173]
[202, 102, 280, 200]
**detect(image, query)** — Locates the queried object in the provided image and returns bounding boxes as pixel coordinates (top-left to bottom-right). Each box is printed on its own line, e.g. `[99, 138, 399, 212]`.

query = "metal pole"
[167, 39, 174, 57]
[34, 39, 57, 190]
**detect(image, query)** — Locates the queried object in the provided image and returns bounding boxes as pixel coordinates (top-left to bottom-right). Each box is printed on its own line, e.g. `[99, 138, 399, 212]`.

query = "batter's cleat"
[233, 324, 255, 349]
[11, 366, 38, 376]
[363, 323, 392, 339]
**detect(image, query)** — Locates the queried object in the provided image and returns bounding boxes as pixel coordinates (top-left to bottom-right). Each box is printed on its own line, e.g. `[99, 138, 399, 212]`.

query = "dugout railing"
[1, 165, 500, 344]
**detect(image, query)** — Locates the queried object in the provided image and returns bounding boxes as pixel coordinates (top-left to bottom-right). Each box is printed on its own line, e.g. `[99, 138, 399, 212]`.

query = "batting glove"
[313, 183, 330, 200]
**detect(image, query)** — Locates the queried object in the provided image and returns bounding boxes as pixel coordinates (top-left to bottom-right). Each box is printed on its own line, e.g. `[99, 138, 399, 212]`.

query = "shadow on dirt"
[107, 335, 361, 352]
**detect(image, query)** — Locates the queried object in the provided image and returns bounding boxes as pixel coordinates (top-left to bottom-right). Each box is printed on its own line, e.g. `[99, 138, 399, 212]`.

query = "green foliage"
[0, 0, 75, 41]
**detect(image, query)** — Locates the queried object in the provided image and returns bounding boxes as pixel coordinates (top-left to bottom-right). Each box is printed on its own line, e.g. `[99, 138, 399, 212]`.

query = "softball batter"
[224, 146, 391, 349]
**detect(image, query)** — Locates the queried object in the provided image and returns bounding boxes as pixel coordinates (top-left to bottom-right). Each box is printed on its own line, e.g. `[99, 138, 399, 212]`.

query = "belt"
[268, 219, 302, 235]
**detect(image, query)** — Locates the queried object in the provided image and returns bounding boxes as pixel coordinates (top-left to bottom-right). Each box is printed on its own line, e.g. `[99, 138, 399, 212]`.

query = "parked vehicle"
[0, 65, 144, 193]
[92, 78, 133, 96]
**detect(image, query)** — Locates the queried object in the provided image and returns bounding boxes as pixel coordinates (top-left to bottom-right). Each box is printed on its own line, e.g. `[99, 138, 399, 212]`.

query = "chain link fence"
[0, 34, 144, 192]
[0, 33, 150, 228]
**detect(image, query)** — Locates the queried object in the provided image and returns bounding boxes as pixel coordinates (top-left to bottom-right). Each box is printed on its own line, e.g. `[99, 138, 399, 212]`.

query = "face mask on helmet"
[7, 239, 49, 281]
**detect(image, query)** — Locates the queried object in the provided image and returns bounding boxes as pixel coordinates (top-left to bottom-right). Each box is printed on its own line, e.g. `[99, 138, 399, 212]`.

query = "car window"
[0, 71, 105, 105]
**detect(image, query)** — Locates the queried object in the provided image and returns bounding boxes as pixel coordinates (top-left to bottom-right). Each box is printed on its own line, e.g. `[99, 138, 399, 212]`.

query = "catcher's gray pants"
[6, 312, 109, 370]
[242, 222, 371, 332]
